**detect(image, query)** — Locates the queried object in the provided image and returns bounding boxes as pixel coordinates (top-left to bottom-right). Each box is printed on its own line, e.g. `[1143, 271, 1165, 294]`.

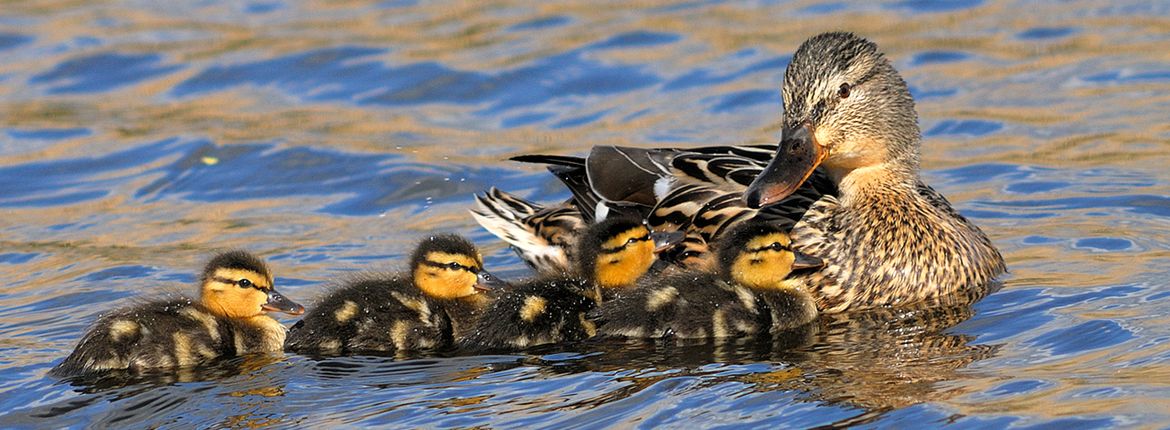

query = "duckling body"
[590, 272, 759, 339]
[592, 222, 822, 340]
[461, 218, 678, 351]
[52, 251, 303, 376]
[460, 277, 599, 350]
[285, 235, 500, 355]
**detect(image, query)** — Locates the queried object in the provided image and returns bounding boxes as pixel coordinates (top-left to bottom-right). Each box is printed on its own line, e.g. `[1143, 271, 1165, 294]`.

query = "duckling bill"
[285, 234, 504, 355]
[51, 251, 303, 377]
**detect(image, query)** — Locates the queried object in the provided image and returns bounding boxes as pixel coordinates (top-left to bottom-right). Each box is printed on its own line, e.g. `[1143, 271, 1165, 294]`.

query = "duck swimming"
[507, 32, 1005, 312]
[284, 234, 505, 355]
[51, 251, 304, 377]
[591, 221, 823, 340]
[460, 217, 680, 350]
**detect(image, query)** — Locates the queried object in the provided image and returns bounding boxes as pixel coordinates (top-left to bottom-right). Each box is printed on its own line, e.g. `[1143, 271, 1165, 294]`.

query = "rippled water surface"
[2, 0, 1170, 428]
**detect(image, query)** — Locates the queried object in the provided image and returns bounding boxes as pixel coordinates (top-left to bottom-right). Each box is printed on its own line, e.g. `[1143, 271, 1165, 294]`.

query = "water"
[2, 0, 1169, 427]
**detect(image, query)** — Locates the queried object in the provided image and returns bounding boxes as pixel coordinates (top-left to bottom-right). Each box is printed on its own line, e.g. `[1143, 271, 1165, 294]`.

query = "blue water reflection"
[30, 53, 182, 94]
[2, 0, 1170, 428]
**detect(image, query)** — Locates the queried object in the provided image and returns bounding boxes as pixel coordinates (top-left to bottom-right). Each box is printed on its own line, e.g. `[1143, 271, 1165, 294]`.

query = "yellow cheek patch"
[601, 227, 650, 250]
[413, 266, 478, 299]
[424, 252, 481, 271]
[731, 251, 796, 290]
[202, 281, 269, 319]
[595, 241, 655, 289]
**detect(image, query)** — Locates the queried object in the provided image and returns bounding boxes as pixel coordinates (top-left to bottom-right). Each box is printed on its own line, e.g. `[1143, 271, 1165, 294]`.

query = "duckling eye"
[837, 83, 851, 99]
[768, 242, 787, 252]
[680, 251, 702, 259]
[237, 278, 253, 288]
[447, 262, 462, 270]
[627, 234, 650, 245]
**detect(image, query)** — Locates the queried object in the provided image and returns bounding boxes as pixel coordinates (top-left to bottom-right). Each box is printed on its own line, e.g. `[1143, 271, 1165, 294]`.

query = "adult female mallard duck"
[51, 251, 304, 376]
[590, 221, 824, 340]
[284, 234, 506, 355]
[460, 217, 680, 350]
[505, 32, 1005, 313]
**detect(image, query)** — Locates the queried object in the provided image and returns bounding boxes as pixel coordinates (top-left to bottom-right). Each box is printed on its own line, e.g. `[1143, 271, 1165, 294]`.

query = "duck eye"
[769, 242, 785, 251]
[237, 278, 253, 288]
[447, 262, 462, 270]
[837, 83, 851, 99]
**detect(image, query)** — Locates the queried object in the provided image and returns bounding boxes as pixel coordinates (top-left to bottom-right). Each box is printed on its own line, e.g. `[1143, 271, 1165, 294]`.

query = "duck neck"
[829, 160, 919, 208]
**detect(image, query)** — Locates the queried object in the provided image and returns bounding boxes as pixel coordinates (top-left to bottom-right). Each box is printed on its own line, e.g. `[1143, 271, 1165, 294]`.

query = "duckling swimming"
[285, 234, 504, 355]
[51, 251, 304, 377]
[591, 221, 823, 340]
[460, 217, 680, 350]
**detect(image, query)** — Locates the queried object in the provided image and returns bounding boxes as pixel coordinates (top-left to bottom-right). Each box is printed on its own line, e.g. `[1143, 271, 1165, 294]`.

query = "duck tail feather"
[470, 188, 572, 273]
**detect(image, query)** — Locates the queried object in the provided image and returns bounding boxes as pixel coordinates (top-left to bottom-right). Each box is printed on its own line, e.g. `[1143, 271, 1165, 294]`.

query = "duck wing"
[511, 154, 646, 223]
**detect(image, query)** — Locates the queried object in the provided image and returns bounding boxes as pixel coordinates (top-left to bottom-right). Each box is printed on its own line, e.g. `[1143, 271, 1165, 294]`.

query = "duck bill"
[475, 269, 508, 292]
[262, 289, 305, 316]
[743, 124, 826, 209]
[650, 230, 685, 253]
[791, 250, 824, 271]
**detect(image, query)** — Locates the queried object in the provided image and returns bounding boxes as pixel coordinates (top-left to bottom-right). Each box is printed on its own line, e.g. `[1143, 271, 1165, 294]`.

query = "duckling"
[460, 217, 681, 350]
[285, 234, 504, 355]
[512, 32, 1006, 312]
[591, 221, 823, 340]
[51, 251, 304, 377]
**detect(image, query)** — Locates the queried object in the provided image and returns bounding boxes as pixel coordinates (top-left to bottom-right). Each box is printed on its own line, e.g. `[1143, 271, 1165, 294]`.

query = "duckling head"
[745, 32, 920, 208]
[411, 234, 505, 300]
[575, 218, 683, 289]
[718, 222, 823, 291]
[200, 250, 304, 319]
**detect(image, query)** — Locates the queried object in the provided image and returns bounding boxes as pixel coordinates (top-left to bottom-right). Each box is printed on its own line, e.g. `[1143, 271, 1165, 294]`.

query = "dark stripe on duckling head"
[411, 234, 482, 272]
[203, 250, 271, 286]
[717, 221, 790, 276]
[419, 259, 479, 274]
[211, 275, 270, 292]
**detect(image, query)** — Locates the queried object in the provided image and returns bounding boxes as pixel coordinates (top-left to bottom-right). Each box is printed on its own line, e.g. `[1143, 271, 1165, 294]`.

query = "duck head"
[411, 234, 506, 299]
[576, 218, 683, 289]
[200, 250, 304, 318]
[745, 32, 920, 208]
[718, 222, 823, 291]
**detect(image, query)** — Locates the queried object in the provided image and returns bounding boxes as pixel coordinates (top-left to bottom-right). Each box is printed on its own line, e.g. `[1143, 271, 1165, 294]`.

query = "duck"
[460, 217, 680, 351]
[284, 234, 506, 355]
[50, 251, 304, 377]
[590, 221, 823, 340]
[505, 32, 1005, 313]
